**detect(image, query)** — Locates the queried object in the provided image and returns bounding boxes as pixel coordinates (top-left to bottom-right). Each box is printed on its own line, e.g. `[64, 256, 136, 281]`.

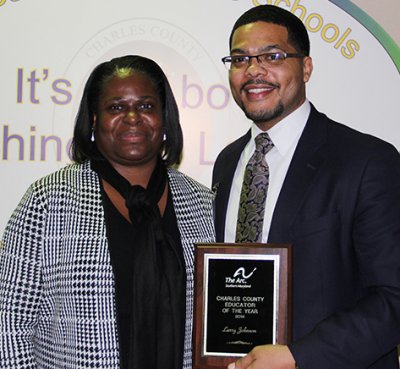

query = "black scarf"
[91, 157, 185, 369]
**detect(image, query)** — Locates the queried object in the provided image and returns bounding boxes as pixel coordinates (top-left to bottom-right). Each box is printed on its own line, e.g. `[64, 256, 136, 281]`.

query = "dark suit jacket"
[212, 105, 400, 369]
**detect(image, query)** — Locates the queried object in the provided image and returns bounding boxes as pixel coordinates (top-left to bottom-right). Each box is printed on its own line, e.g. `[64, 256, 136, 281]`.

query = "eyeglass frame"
[221, 52, 305, 70]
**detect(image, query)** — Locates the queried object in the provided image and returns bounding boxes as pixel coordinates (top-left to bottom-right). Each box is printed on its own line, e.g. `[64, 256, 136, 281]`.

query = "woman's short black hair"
[71, 55, 183, 166]
[229, 5, 310, 56]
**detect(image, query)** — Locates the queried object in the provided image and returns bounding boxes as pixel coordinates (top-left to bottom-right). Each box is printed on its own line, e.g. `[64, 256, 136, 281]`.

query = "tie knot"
[255, 132, 274, 155]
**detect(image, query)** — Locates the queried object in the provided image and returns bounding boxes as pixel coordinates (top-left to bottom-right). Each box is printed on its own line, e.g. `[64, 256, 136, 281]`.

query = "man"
[212, 5, 400, 369]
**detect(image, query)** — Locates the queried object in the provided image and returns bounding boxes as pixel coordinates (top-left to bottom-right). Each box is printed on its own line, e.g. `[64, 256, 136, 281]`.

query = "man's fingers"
[228, 352, 255, 369]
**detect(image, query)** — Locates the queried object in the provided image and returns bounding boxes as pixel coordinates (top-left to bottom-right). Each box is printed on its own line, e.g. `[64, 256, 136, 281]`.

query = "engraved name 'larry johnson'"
[222, 326, 257, 335]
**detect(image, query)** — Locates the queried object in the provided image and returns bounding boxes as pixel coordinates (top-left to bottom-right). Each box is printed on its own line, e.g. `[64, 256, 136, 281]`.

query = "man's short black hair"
[229, 5, 310, 56]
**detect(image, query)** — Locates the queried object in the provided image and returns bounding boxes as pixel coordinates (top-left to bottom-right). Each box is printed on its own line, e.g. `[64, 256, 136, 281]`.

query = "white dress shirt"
[224, 100, 311, 243]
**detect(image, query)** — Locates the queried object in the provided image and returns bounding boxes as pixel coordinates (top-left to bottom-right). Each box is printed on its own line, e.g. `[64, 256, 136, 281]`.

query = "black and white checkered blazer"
[0, 161, 215, 369]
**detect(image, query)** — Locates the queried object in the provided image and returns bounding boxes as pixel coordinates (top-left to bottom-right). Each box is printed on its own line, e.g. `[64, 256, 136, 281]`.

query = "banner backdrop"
[0, 0, 399, 234]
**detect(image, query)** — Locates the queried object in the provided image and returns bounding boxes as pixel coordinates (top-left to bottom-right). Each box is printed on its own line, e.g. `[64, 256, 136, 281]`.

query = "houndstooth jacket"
[0, 161, 215, 369]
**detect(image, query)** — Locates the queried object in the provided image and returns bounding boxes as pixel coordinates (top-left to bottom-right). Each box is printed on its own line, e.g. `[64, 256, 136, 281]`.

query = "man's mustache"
[241, 79, 280, 92]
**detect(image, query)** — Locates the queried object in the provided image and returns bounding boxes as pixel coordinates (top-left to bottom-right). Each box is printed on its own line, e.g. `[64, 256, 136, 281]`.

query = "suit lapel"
[268, 106, 329, 243]
[214, 131, 251, 242]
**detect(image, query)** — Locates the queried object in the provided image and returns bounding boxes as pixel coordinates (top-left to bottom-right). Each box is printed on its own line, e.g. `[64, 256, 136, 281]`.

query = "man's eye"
[267, 53, 284, 62]
[232, 56, 248, 64]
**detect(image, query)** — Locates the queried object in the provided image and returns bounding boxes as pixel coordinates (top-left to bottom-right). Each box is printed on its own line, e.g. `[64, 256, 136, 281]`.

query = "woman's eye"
[108, 104, 123, 112]
[139, 103, 153, 110]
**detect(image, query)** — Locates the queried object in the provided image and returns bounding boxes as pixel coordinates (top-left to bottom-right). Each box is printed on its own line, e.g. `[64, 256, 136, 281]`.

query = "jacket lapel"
[213, 130, 251, 242]
[268, 106, 329, 243]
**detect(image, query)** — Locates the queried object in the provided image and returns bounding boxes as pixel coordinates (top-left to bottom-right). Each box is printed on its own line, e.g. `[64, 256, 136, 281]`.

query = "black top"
[102, 187, 183, 369]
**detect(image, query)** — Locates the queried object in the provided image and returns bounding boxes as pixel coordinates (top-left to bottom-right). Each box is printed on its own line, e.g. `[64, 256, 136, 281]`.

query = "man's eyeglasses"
[221, 52, 305, 70]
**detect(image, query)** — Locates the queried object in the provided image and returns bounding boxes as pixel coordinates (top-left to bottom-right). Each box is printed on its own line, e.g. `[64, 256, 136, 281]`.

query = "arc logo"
[225, 266, 258, 287]
[233, 267, 257, 280]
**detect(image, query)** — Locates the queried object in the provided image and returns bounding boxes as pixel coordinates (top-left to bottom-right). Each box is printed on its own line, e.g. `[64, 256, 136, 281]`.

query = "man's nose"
[245, 56, 268, 76]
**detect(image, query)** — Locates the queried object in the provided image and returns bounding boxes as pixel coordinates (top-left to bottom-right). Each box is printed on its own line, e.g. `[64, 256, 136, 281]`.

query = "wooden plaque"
[193, 243, 292, 369]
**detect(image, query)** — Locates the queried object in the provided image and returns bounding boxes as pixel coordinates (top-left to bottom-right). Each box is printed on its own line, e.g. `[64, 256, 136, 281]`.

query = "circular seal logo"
[52, 18, 233, 184]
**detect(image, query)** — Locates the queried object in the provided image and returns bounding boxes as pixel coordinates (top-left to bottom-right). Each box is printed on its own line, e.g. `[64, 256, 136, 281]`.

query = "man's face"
[228, 21, 313, 130]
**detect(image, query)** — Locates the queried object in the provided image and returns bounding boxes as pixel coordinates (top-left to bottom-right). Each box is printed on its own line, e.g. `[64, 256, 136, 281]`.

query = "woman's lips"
[119, 130, 146, 142]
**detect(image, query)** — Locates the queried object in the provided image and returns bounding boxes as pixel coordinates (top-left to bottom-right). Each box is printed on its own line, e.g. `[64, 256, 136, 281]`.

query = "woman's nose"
[124, 110, 140, 124]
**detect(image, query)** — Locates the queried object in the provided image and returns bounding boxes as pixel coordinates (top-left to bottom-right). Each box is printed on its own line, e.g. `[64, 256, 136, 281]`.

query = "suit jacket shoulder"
[212, 129, 251, 187]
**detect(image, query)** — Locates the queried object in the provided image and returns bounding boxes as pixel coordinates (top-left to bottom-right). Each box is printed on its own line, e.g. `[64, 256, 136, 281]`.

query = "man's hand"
[227, 344, 296, 369]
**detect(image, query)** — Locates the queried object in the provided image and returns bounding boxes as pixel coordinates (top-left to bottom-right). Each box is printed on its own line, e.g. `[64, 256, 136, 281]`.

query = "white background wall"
[0, 0, 399, 235]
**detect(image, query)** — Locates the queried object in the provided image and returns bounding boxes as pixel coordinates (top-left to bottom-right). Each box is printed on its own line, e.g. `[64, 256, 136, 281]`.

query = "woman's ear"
[91, 115, 97, 142]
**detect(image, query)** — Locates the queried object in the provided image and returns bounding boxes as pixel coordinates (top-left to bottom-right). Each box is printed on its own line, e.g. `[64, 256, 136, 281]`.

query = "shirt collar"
[251, 99, 311, 156]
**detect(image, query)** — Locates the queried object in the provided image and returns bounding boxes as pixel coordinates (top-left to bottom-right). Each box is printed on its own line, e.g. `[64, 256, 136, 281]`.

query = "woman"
[0, 55, 215, 369]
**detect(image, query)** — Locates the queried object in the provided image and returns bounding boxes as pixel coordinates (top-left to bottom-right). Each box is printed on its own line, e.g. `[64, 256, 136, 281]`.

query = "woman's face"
[93, 71, 164, 170]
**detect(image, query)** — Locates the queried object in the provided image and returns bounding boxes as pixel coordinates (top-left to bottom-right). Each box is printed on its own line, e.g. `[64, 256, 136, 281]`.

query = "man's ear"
[303, 56, 313, 83]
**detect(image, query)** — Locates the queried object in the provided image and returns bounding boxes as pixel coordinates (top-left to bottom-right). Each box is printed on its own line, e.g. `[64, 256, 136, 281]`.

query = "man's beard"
[243, 102, 284, 125]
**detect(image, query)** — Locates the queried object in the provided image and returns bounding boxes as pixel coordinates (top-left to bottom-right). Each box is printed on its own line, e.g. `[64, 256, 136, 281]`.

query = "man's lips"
[247, 86, 274, 93]
[241, 80, 279, 97]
